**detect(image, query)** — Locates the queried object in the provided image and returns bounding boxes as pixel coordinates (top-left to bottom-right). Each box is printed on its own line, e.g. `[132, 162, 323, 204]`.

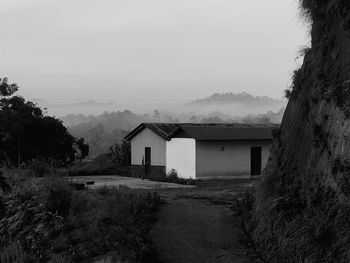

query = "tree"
[0, 77, 18, 97]
[153, 109, 160, 122]
[108, 140, 130, 168]
[190, 116, 197, 123]
[0, 77, 86, 167]
[76, 138, 89, 161]
[201, 116, 223, 123]
[119, 140, 131, 167]
[108, 143, 121, 167]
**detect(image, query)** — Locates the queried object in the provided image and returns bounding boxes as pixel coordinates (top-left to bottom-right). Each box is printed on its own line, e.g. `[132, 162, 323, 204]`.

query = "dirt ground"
[66, 175, 195, 189]
[150, 179, 260, 263]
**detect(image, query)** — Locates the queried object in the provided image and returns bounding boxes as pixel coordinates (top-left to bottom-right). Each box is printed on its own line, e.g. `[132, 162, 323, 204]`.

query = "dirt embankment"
[251, 1, 350, 262]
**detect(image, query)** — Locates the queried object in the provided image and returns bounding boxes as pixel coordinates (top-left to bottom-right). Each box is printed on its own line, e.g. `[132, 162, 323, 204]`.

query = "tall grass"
[0, 172, 161, 262]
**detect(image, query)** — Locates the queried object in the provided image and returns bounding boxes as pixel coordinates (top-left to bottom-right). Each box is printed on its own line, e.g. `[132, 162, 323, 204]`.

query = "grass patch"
[0, 172, 161, 262]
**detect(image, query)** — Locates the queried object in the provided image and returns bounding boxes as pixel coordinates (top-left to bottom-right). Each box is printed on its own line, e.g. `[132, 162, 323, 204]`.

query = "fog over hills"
[55, 92, 286, 157]
[32, 91, 287, 118]
[184, 92, 286, 116]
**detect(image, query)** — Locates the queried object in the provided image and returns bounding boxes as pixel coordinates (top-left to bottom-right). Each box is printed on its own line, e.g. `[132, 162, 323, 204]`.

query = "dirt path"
[150, 197, 255, 263]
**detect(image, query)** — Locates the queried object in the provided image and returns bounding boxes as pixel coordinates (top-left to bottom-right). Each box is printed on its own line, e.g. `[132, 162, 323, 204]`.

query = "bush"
[285, 67, 304, 99]
[147, 169, 195, 185]
[29, 159, 51, 177]
[43, 178, 72, 218]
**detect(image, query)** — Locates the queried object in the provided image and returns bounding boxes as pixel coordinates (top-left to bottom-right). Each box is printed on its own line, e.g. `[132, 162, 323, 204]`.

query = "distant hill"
[186, 92, 284, 106]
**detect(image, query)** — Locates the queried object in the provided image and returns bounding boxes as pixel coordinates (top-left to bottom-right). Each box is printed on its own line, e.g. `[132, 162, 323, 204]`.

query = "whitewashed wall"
[130, 128, 166, 166]
[166, 138, 196, 179]
[196, 140, 271, 178]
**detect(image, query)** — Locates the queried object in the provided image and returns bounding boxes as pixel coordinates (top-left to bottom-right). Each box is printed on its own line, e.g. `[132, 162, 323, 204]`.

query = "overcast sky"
[0, 0, 308, 105]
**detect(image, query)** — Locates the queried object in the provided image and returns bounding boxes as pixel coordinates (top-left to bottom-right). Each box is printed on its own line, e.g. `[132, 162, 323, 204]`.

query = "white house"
[124, 123, 277, 179]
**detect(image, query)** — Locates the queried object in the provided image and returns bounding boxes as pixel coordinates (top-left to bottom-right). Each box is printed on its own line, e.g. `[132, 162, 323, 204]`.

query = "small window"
[220, 145, 225, 151]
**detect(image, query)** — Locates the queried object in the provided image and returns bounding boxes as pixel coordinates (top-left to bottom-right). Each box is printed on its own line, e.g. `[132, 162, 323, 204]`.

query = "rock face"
[251, 1, 350, 262]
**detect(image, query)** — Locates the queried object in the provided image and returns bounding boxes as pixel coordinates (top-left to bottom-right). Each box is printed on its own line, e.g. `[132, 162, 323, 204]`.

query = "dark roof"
[172, 123, 276, 140]
[124, 123, 178, 141]
[125, 123, 278, 141]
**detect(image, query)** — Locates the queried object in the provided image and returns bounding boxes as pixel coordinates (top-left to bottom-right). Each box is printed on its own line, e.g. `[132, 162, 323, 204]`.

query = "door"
[251, 147, 262, 175]
[144, 147, 151, 174]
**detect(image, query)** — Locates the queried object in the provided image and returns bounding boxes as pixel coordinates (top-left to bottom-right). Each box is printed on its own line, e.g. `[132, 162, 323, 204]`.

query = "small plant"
[167, 169, 179, 179]
[284, 88, 292, 99]
[297, 46, 312, 60]
[285, 67, 304, 99]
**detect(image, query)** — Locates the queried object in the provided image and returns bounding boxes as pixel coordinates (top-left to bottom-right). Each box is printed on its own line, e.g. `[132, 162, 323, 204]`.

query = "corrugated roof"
[125, 123, 277, 141]
[124, 123, 179, 141]
[174, 124, 276, 140]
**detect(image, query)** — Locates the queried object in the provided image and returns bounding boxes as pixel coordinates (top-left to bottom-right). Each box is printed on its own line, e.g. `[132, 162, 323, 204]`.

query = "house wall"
[130, 128, 166, 166]
[166, 138, 196, 179]
[196, 140, 271, 178]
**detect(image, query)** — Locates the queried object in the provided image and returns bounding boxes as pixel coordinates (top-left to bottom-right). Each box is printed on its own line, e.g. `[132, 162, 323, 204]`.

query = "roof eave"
[124, 123, 146, 141]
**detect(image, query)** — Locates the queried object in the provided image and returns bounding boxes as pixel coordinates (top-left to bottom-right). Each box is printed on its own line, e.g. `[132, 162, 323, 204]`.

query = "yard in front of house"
[65, 175, 259, 262]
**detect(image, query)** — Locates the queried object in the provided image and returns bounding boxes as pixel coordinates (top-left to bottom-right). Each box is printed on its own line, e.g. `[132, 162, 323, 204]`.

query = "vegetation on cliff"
[248, 1, 350, 262]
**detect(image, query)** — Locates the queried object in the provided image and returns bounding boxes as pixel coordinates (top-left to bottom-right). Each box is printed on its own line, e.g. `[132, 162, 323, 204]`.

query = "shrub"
[27, 159, 51, 177]
[147, 169, 195, 185]
[43, 178, 72, 218]
[285, 67, 304, 99]
[284, 88, 292, 99]
[167, 169, 179, 179]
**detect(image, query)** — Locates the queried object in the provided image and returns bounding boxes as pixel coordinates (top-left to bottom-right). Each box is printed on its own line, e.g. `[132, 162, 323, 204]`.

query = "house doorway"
[250, 147, 262, 175]
[144, 147, 151, 174]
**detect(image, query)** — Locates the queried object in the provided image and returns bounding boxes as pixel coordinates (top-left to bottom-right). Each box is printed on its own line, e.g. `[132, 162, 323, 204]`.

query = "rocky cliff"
[251, 1, 350, 262]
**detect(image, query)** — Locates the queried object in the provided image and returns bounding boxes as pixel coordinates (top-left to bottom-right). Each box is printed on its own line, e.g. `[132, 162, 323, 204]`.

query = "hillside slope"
[251, 1, 350, 262]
